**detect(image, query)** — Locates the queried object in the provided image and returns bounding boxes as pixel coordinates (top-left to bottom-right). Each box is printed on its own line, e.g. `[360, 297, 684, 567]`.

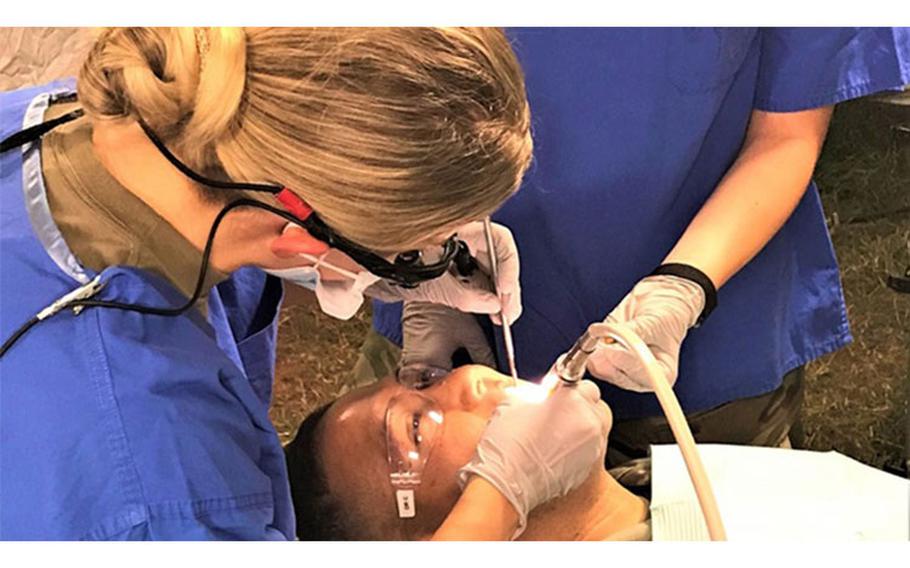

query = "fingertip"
[505, 294, 522, 324]
[575, 380, 602, 403]
[596, 400, 613, 434]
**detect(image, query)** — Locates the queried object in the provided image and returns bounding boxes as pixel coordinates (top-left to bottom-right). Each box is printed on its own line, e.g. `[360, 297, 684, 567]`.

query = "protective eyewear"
[395, 363, 450, 391]
[385, 391, 445, 519]
[136, 117, 479, 288]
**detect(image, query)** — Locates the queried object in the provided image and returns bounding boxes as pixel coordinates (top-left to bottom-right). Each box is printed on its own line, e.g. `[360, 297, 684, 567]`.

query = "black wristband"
[649, 263, 717, 326]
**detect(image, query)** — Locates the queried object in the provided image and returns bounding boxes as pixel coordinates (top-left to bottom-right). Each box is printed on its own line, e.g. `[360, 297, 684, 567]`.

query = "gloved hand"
[400, 302, 496, 370]
[457, 380, 611, 539]
[365, 221, 521, 325]
[587, 274, 705, 392]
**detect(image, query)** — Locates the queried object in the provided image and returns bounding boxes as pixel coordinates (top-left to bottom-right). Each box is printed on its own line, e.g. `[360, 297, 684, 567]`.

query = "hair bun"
[78, 27, 246, 171]
[181, 27, 247, 167]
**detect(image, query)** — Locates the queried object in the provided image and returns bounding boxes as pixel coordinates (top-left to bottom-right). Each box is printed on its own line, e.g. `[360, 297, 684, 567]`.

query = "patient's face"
[318, 365, 516, 538]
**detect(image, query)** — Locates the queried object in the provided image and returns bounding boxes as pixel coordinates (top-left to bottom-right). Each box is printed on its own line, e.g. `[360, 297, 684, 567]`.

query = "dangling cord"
[0, 198, 300, 358]
[136, 117, 284, 194]
[68, 198, 299, 316]
[0, 316, 40, 357]
[0, 108, 84, 153]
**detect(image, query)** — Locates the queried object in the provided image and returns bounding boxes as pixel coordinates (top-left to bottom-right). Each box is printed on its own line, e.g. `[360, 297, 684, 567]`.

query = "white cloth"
[650, 444, 910, 541]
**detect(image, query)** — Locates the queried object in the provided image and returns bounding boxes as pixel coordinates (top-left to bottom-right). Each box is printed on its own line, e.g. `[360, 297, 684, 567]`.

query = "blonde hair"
[78, 27, 532, 252]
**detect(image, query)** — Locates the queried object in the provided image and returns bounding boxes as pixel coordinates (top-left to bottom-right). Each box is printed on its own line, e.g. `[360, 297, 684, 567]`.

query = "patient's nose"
[430, 365, 512, 411]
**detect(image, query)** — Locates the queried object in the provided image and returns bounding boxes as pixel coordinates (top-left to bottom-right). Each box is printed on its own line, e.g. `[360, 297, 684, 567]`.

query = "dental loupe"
[551, 321, 728, 541]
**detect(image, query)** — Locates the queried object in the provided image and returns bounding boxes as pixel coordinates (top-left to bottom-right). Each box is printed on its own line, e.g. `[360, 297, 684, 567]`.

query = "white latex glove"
[400, 302, 495, 370]
[365, 221, 522, 325]
[457, 380, 611, 539]
[587, 274, 705, 392]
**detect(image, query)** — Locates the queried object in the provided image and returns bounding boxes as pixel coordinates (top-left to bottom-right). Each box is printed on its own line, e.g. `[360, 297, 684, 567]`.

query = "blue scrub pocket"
[667, 28, 758, 94]
[208, 270, 284, 407]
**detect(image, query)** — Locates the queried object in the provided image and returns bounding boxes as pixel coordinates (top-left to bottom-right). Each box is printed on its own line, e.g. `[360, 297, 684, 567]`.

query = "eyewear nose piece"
[396, 364, 450, 390]
[395, 250, 422, 265]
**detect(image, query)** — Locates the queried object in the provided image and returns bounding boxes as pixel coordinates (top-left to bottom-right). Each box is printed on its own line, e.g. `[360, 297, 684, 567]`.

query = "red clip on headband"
[276, 189, 314, 221]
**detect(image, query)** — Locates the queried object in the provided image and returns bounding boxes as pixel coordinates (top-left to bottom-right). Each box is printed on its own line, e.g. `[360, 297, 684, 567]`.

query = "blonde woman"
[0, 27, 610, 540]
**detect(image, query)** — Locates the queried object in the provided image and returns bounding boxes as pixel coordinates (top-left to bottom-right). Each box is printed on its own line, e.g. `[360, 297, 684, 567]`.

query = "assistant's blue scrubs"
[375, 28, 910, 420]
[0, 82, 294, 539]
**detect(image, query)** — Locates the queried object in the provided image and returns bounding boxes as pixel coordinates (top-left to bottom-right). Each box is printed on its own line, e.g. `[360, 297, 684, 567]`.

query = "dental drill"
[552, 322, 728, 541]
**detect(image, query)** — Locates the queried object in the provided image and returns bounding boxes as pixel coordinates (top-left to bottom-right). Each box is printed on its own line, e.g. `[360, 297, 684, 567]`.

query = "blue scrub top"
[374, 28, 910, 420]
[0, 82, 293, 540]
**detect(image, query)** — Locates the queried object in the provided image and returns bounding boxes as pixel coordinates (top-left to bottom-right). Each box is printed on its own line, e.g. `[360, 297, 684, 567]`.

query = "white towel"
[650, 444, 909, 541]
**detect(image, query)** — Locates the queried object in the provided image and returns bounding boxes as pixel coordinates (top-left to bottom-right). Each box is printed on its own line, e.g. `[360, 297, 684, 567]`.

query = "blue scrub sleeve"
[755, 27, 910, 112]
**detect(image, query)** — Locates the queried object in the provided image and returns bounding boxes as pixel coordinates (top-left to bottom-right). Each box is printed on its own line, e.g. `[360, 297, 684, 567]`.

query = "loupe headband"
[137, 118, 476, 287]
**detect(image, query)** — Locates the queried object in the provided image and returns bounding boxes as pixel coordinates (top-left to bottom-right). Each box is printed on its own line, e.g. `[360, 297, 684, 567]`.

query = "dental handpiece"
[483, 217, 519, 382]
[552, 330, 601, 385]
[549, 321, 728, 541]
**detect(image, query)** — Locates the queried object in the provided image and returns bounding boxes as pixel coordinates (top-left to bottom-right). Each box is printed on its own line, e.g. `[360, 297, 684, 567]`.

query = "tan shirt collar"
[41, 103, 227, 302]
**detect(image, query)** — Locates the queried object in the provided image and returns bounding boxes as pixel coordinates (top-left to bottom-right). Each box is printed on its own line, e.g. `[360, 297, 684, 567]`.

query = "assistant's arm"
[431, 477, 520, 540]
[663, 106, 833, 288]
[587, 106, 835, 390]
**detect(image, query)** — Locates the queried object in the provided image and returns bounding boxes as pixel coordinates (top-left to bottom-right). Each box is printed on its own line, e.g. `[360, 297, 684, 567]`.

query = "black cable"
[135, 117, 466, 286]
[3, 105, 470, 287]
[0, 108, 84, 153]
[0, 316, 40, 358]
[1, 102, 479, 356]
[68, 198, 295, 316]
[0, 198, 294, 359]
[136, 118, 283, 194]
[0, 104, 291, 358]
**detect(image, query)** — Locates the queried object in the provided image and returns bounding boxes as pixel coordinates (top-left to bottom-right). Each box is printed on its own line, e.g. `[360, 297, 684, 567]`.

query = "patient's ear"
[270, 224, 330, 258]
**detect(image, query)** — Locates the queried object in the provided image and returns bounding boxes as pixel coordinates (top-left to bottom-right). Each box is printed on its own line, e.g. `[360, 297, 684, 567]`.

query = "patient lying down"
[285, 365, 650, 540]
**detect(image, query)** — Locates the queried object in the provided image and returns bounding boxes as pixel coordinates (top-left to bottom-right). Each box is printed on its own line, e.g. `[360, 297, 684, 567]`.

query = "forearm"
[664, 107, 833, 288]
[432, 476, 519, 541]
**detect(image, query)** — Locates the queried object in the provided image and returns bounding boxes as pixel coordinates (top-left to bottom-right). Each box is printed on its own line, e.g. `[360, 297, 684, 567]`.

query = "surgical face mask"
[264, 251, 381, 320]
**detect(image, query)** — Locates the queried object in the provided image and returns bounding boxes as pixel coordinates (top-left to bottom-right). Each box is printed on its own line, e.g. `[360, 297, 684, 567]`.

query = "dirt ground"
[271, 97, 910, 473]
[802, 98, 909, 472]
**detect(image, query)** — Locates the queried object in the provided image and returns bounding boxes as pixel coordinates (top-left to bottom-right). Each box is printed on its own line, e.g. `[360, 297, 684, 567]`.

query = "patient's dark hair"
[284, 403, 353, 540]
[285, 397, 444, 540]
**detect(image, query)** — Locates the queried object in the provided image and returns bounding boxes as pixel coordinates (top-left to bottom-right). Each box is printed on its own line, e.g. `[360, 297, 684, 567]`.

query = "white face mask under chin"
[264, 252, 381, 320]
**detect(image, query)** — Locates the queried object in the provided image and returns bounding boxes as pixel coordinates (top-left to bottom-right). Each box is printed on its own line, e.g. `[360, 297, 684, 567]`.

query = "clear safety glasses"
[395, 363, 450, 391]
[385, 391, 445, 519]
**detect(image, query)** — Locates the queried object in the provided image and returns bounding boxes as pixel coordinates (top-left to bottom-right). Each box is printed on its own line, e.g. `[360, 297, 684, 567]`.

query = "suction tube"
[561, 321, 727, 541]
